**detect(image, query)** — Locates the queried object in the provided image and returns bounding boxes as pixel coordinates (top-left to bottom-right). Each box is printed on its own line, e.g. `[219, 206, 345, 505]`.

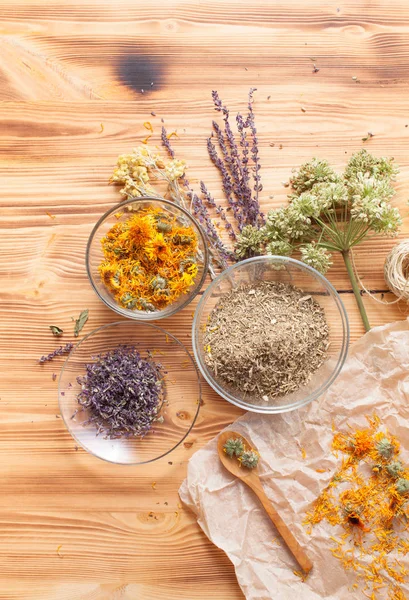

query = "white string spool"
[351, 240, 409, 305]
[384, 239, 409, 301]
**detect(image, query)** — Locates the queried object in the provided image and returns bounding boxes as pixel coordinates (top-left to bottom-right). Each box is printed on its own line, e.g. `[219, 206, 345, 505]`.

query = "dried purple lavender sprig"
[75, 346, 164, 440]
[190, 191, 231, 269]
[206, 136, 240, 224]
[160, 127, 230, 270]
[210, 90, 263, 230]
[39, 343, 74, 364]
[211, 92, 253, 226]
[160, 127, 175, 158]
[240, 88, 264, 227]
[211, 120, 253, 228]
[200, 182, 236, 240]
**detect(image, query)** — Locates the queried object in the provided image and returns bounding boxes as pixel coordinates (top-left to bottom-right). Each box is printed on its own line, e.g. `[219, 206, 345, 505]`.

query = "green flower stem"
[342, 249, 371, 332]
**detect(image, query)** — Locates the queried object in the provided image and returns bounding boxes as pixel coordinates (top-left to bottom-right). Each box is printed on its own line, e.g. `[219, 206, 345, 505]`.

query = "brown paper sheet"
[179, 319, 409, 599]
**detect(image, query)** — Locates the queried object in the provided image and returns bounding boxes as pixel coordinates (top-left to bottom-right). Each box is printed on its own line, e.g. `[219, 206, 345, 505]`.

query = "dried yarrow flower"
[262, 150, 403, 331]
[289, 158, 338, 194]
[299, 243, 332, 274]
[223, 437, 245, 458]
[234, 225, 265, 259]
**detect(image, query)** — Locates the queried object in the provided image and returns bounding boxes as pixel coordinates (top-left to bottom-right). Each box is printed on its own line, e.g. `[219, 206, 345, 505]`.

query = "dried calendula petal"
[98, 206, 199, 312]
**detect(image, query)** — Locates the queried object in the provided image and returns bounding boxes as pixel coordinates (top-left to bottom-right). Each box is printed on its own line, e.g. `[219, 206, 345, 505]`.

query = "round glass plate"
[59, 321, 201, 464]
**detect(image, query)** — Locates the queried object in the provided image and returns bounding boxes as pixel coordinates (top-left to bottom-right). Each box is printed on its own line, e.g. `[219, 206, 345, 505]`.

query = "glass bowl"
[86, 197, 209, 320]
[59, 321, 201, 464]
[192, 255, 349, 414]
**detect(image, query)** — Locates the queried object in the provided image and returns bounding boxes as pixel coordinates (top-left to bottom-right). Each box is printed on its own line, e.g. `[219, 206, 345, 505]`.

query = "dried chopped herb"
[39, 343, 74, 364]
[50, 325, 63, 337]
[204, 282, 329, 402]
[75, 346, 164, 439]
[74, 309, 88, 337]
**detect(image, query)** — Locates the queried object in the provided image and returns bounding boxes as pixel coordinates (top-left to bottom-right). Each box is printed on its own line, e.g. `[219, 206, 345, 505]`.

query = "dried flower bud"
[300, 243, 332, 274]
[289, 158, 338, 194]
[396, 478, 409, 496]
[239, 450, 259, 469]
[386, 461, 403, 479]
[223, 437, 245, 458]
[234, 225, 265, 259]
[376, 437, 394, 459]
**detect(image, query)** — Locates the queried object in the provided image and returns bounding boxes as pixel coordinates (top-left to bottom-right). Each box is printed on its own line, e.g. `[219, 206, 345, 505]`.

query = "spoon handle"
[250, 479, 313, 574]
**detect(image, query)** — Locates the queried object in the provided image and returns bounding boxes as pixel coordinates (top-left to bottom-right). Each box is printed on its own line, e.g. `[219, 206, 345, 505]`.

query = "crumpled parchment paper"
[179, 319, 409, 600]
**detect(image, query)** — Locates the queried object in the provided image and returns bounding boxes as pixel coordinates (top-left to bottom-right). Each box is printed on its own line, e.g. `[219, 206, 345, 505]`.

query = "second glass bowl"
[59, 321, 201, 465]
[86, 197, 209, 320]
[192, 255, 349, 414]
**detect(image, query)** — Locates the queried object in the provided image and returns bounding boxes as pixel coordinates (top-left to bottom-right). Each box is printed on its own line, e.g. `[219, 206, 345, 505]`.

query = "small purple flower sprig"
[39, 343, 74, 364]
[75, 346, 164, 439]
[208, 88, 264, 232]
[160, 89, 266, 271]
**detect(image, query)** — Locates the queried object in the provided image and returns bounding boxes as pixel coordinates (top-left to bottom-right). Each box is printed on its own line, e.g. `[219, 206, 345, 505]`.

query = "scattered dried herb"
[304, 416, 409, 599]
[74, 309, 88, 337]
[74, 346, 164, 439]
[99, 205, 199, 311]
[39, 343, 74, 364]
[204, 282, 329, 402]
[50, 325, 63, 337]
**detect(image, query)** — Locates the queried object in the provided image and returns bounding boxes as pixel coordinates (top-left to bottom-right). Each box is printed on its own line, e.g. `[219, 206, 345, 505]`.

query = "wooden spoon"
[217, 430, 313, 575]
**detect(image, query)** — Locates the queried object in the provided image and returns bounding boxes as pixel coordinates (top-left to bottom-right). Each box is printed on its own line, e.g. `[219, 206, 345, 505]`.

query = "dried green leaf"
[74, 309, 89, 337]
[50, 325, 63, 337]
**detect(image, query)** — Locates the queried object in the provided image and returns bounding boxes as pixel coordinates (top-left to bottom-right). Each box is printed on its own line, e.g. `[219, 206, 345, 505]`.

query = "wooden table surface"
[2, 1, 409, 598]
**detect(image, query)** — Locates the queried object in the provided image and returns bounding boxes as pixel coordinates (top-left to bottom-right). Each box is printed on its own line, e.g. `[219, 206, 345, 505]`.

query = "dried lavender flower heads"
[39, 343, 74, 364]
[75, 346, 164, 439]
[203, 282, 329, 403]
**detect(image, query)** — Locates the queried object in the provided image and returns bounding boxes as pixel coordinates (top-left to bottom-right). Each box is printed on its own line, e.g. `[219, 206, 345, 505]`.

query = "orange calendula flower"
[304, 417, 409, 598]
[99, 206, 199, 312]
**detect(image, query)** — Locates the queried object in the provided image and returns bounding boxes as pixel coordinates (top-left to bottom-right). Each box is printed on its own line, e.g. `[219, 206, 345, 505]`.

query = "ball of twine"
[384, 240, 409, 301]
